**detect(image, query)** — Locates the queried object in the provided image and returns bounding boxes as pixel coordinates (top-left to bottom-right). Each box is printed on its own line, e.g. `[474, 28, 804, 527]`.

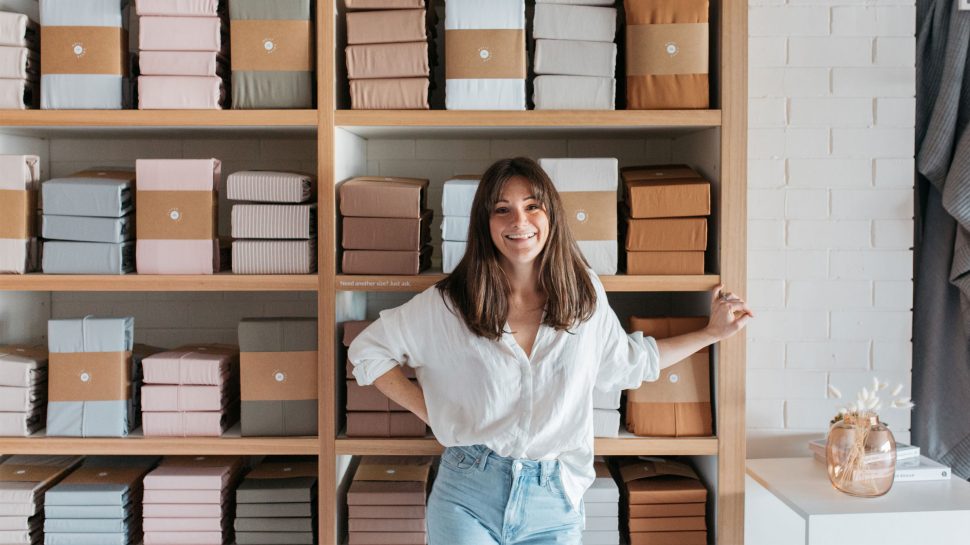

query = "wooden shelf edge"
[335, 110, 722, 128]
[0, 274, 319, 292]
[0, 110, 319, 127]
[0, 436, 320, 455]
[334, 437, 718, 456]
[336, 274, 720, 293]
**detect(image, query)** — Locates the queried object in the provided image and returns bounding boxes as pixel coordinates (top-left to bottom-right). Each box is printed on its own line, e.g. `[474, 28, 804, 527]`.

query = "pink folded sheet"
[135, 0, 222, 16]
[139, 52, 226, 76]
[142, 503, 224, 518]
[142, 410, 232, 437]
[138, 76, 225, 109]
[139, 16, 223, 52]
[137, 158, 220, 191]
[143, 489, 226, 504]
[136, 239, 220, 275]
[144, 466, 232, 490]
[143, 350, 233, 385]
[144, 531, 223, 545]
[143, 517, 226, 532]
[142, 385, 229, 412]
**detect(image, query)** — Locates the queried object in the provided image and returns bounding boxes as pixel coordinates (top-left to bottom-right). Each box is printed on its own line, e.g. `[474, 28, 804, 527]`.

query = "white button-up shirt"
[348, 272, 660, 509]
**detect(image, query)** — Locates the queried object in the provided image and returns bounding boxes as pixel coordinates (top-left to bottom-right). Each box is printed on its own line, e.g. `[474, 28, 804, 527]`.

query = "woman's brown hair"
[436, 157, 597, 340]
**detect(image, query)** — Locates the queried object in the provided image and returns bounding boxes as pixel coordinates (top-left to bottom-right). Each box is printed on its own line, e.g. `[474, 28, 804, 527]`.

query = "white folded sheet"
[0, 12, 36, 47]
[441, 216, 470, 242]
[533, 75, 615, 110]
[0, 77, 36, 109]
[442, 240, 466, 274]
[441, 177, 480, 216]
[534, 39, 616, 77]
[533, 4, 616, 43]
[538, 0, 615, 4]
[582, 530, 621, 545]
[593, 408, 619, 437]
[539, 157, 618, 192]
[445, 0, 525, 29]
[0, 47, 36, 79]
[592, 388, 621, 410]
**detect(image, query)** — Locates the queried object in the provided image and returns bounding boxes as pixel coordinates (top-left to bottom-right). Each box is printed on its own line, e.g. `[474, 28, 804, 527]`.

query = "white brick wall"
[747, 0, 915, 457]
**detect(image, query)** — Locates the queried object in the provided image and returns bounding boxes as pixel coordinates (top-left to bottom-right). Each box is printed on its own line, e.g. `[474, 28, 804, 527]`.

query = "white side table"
[745, 457, 970, 545]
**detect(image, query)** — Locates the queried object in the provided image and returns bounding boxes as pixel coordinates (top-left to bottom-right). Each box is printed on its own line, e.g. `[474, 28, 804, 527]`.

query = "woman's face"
[489, 176, 550, 268]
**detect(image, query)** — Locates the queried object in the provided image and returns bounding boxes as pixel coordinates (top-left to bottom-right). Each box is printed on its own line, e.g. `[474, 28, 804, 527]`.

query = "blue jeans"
[428, 445, 584, 545]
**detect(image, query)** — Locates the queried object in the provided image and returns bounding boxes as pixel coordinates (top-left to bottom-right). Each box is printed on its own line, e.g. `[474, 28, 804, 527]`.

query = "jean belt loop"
[474, 446, 489, 471]
[540, 461, 551, 487]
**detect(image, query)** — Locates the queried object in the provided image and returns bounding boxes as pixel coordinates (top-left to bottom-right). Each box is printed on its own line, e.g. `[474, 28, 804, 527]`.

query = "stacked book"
[140, 345, 239, 437]
[346, 0, 432, 110]
[339, 177, 432, 275]
[43, 456, 159, 545]
[593, 388, 621, 438]
[0, 455, 81, 545]
[618, 458, 708, 545]
[0, 345, 47, 436]
[0, 11, 38, 108]
[228, 171, 317, 275]
[234, 458, 317, 545]
[808, 439, 951, 481]
[0, 155, 40, 273]
[347, 456, 433, 545]
[142, 456, 244, 545]
[440, 176, 479, 274]
[583, 457, 621, 545]
[136, 0, 228, 109]
[621, 165, 711, 275]
[41, 170, 136, 275]
[533, 0, 617, 110]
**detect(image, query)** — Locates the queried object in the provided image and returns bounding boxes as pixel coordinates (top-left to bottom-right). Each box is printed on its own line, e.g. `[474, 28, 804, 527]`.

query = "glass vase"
[825, 412, 897, 497]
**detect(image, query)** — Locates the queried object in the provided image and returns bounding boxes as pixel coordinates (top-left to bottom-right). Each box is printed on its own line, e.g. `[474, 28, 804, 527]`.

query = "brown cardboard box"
[625, 179, 710, 219]
[630, 516, 706, 532]
[342, 209, 433, 251]
[626, 352, 712, 437]
[626, 218, 707, 251]
[346, 9, 427, 45]
[346, 412, 427, 437]
[347, 456, 433, 505]
[342, 245, 432, 275]
[621, 165, 701, 183]
[629, 531, 707, 545]
[348, 531, 427, 545]
[629, 317, 709, 339]
[347, 380, 412, 412]
[626, 251, 705, 275]
[339, 177, 429, 218]
[619, 458, 708, 505]
[630, 503, 706, 518]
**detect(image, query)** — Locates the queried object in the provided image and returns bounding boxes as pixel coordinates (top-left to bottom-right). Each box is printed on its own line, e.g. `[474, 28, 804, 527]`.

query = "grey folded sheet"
[45, 505, 129, 519]
[43, 530, 133, 545]
[230, 204, 316, 239]
[43, 517, 130, 533]
[236, 502, 313, 518]
[236, 477, 317, 504]
[534, 39, 616, 77]
[226, 171, 313, 203]
[41, 242, 134, 275]
[240, 399, 317, 436]
[235, 532, 314, 545]
[533, 75, 615, 110]
[234, 517, 314, 532]
[42, 179, 133, 218]
[42, 215, 134, 243]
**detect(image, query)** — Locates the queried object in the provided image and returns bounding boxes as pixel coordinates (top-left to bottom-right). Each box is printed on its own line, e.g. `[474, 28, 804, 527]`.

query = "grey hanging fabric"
[913, 0, 970, 477]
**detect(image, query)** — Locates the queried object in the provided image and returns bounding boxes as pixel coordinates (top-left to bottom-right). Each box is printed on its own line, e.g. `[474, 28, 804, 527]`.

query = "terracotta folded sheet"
[342, 246, 432, 275]
[0, 77, 37, 109]
[0, 47, 38, 79]
[231, 204, 316, 239]
[139, 16, 224, 52]
[226, 171, 313, 203]
[350, 78, 429, 109]
[625, 0, 710, 109]
[534, 39, 616, 77]
[346, 42, 429, 80]
[231, 240, 317, 274]
[0, 12, 38, 48]
[340, 177, 429, 219]
[346, 9, 426, 45]
[533, 4, 617, 42]
[135, 0, 222, 16]
[138, 76, 225, 109]
[346, 412, 427, 437]
[342, 209, 432, 250]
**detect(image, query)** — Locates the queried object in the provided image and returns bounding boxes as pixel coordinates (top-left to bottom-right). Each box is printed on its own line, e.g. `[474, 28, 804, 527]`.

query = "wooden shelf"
[336, 274, 720, 293]
[336, 110, 721, 128]
[0, 110, 319, 127]
[0, 428, 320, 455]
[335, 435, 718, 456]
[0, 274, 319, 292]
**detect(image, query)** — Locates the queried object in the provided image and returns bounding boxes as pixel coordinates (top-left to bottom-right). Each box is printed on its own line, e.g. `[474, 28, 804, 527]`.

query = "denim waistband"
[447, 444, 560, 485]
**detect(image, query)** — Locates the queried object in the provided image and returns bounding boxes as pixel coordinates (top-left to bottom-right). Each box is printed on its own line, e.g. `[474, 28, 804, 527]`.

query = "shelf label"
[339, 279, 415, 289]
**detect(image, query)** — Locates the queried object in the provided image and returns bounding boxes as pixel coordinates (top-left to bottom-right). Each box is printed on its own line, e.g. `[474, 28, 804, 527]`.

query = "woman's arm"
[373, 366, 429, 424]
[655, 285, 754, 369]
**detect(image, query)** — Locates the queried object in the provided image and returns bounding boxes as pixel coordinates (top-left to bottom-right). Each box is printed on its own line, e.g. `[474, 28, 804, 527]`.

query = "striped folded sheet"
[231, 240, 317, 274]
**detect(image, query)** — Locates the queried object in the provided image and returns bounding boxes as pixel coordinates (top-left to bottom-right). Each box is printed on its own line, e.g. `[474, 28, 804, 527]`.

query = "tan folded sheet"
[342, 210, 432, 251]
[346, 42, 429, 79]
[345, 0, 424, 8]
[346, 9, 426, 45]
[342, 245, 432, 275]
[350, 78, 429, 109]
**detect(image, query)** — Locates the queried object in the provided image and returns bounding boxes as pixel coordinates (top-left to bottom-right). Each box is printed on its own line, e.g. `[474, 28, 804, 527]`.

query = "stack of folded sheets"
[584, 457, 620, 545]
[439, 176, 478, 274]
[142, 456, 244, 545]
[0, 11, 38, 109]
[621, 165, 711, 275]
[0, 345, 47, 437]
[347, 456, 434, 545]
[540, 158, 619, 274]
[445, 0, 526, 110]
[593, 387, 621, 438]
[0, 154, 41, 274]
[346, 0, 432, 109]
[533, 0, 617, 110]
[234, 459, 317, 545]
[339, 177, 432, 275]
[136, 159, 222, 274]
[618, 458, 708, 545]
[43, 456, 159, 545]
[41, 169, 136, 275]
[228, 171, 317, 274]
[230, 0, 314, 108]
[141, 344, 240, 437]
[0, 455, 81, 545]
[40, 0, 131, 109]
[136, 0, 228, 109]
[344, 319, 425, 438]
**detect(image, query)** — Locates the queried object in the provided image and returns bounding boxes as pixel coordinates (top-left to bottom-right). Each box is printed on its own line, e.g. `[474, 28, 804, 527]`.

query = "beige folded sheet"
[346, 42, 429, 79]
[350, 78, 429, 109]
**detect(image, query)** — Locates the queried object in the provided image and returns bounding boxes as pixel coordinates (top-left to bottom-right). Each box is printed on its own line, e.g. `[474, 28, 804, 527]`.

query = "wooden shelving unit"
[335, 436, 719, 457]
[0, 274, 319, 292]
[0, 430, 319, 456]
[0, 109, 318, 127]
[335, 273, 721, 293]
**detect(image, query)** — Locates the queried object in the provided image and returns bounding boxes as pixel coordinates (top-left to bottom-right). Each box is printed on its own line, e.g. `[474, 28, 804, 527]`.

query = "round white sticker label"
[274, 372, 286, 383]
[669, 374, 679, 384]
[169, 209, 181, 221]
[264, 39, 275, 52]
[665, 42, 679, 56]
[479, 48, 491, 60]
[80, 372, 91, 383]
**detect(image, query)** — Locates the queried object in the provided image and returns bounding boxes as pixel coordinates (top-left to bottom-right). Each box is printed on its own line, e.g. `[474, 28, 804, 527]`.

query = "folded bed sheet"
[346, 9, 426, 45]
[139, 16, 224, 52]
[441, 216, 470, 242]
[142, 409, 235, 437]
[142, 385, 234, 412]
[0, 47, 37, 79]
[135, 0, 223, 16]
[533, 75, 615, 110]
[344, 0, 425, 7]
[350, 78, 429, 109]
[230, 204, 316, 239]
[0, 387, 44, 412]
[593, 408, 620, 437]
[0, 154, 40, 274]
[534, 39, 616, 77]
[41, 241, 134, 275]
[138, 75, 225, 109]
[42, 215, 133, 244]
[0, 12, 37, 48]
[0, 412, 43, 437]
[534, 4, 617, 42]
[139, 51, 226, 76]
[0, 77, 37, 109]
[226, 171, 313, 203]
[440, 176, 479, 216]
[339, 177, 428, 218]
[342, 246, 432, 275]
[342, 209, 432, 251]
[42, 176, 133, 218]
[346, 42, 429, 80]
[442, 240, 465, 274]
[142, 345, 237, 386]
[0, 346, 47, 389]
[231, 240, 317, 274]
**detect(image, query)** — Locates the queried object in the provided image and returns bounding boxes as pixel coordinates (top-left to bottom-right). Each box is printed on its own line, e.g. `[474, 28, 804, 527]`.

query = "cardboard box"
[629, 531, 707, 545]
[626, 251, 705, 275]
[630, 503, 706, 518]
[347, 456, 433, 506]
[339, 177, 429, 219]
[629, 317, 709, 339]
[625, 218, 707, 251]
[342, 210, 433, 251]
[629, 517, 706, 532]
[626, 352, 712, 437]
[342, 246, 432, 275]
[618, 459, 708, 505]
[621, 165, 701, 184]
[625, 179, 710, 219]
[346, 412, 427, 437]
[347, 380, 411, 412]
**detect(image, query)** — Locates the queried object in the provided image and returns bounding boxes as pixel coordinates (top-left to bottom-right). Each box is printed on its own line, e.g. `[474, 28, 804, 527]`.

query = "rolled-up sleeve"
[347, 298, 415, 386]
[592, 277, 660, 393]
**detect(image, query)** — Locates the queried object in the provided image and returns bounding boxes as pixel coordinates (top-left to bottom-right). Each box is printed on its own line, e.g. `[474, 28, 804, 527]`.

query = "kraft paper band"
[445, 29, 525, 80]
[240, 351, 317, 401]
[41, 26, 127, 76]
[0, 190, 35, 239]
[355, 459, 431, 482]
[62, 466, 146, 486]
[247, 461, 317, 479]
[0, 464, 66, 483]
[49, 351, 132, 402]
[137, 190, 216, 240]
[627, 23, 709, 76]
[231, 20, 313, 72]
[558, 192, 617, 241]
